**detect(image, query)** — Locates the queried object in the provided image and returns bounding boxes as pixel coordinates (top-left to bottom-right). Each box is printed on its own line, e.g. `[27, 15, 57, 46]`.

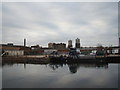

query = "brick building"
[48, 43, 66, 49]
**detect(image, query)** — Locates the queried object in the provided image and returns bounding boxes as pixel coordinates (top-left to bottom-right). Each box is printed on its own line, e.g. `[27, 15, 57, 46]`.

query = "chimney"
[24, 38, 26, 47]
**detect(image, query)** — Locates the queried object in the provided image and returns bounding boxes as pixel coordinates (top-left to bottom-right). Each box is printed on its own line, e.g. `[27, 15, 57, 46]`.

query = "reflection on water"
[3, 63, 109, 74]
[2, 62, 118, 88]
[48, 63, 108, 74]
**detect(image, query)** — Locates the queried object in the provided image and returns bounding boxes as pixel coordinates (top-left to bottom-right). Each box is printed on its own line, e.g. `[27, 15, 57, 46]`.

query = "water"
[2, 63, 118, 88]
[0, 66, 2, 89]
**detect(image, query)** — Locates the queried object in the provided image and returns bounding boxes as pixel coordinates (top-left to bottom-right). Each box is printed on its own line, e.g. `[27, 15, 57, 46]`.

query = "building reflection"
[68, 64, 78, 73]
[2, 62, 108, 74]
[24, 63, 26, 69]
[49, 63, 108, 74]
[48, 63, 64, 70]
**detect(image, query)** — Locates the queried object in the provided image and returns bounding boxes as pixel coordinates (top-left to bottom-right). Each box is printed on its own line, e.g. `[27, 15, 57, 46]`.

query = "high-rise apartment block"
[68, 40, 72, 48]
[75, 38, 80, 48]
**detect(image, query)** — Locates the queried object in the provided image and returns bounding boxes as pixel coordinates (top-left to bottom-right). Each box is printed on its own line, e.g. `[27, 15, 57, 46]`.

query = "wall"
[5, 50, 24, 56]
[44, 49, 57, 55]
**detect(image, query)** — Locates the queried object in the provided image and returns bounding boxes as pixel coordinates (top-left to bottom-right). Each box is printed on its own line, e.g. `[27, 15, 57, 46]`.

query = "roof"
[0, 46, 20, 50]
[0, 44, 31, 50]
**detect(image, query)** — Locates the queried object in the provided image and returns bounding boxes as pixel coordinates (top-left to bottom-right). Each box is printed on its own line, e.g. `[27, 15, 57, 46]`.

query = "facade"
[57, 48, 69, 56]
[5, 50, 24, 56]
[68, 40, 72, 48]
[75, 38, 80, 48]
[44, 48, 69, 56]
[48, 43, 53, 48]
[31, 45, 42, 50]
[48, 43, 66, 49]
[44, 49, 57, 55]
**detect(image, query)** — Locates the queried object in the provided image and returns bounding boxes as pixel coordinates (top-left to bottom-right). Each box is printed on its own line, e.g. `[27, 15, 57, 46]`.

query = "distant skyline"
[2, 2, 118, 47]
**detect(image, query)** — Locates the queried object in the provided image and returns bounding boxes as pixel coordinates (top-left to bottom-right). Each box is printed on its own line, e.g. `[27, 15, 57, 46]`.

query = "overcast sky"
[2, 2, 118, 47]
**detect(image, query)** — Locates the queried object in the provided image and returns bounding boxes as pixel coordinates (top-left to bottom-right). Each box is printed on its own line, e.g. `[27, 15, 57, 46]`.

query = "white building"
[44, 49, 57, 55]
[1, 45, 24, 56]
[5, 50, 24, 56]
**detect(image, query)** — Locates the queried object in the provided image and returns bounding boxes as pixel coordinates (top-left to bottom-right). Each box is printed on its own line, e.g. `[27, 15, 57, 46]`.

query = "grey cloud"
[36, 21, 59, 30]
[0, 3, 2, 44]
[2, 2, 118, 47]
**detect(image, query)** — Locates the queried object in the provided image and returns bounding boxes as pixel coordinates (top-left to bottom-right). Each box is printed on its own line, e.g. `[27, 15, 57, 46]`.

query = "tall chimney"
[24, 38, 26, 47]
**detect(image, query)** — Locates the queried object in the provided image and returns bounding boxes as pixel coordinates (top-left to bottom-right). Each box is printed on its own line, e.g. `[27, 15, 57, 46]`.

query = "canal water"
[2, 63, 118, 88]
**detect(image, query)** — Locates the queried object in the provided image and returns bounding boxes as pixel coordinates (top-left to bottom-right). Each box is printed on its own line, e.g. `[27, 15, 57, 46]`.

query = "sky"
[2, 2, 119, 47]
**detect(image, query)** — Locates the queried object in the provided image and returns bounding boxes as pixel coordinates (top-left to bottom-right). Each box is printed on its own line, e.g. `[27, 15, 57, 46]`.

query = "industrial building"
[48, 43, 66, 49]
[48, 43, 54, 48]
[1, 39, 31, 56]
[1, 44, 24, 56]
[31, 45, 42, 50]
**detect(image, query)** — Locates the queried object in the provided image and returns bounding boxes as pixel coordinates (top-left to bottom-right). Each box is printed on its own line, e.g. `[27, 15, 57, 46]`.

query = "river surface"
[2, 63, 118, 88]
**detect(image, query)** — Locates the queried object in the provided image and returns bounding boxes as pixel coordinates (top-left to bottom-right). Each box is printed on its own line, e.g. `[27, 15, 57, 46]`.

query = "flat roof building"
[48, 43, 66, 49]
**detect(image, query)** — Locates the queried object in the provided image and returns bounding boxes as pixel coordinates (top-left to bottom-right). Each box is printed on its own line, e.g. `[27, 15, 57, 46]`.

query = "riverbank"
[2, 55, 50, 64]
[2, 55, 120, 65]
